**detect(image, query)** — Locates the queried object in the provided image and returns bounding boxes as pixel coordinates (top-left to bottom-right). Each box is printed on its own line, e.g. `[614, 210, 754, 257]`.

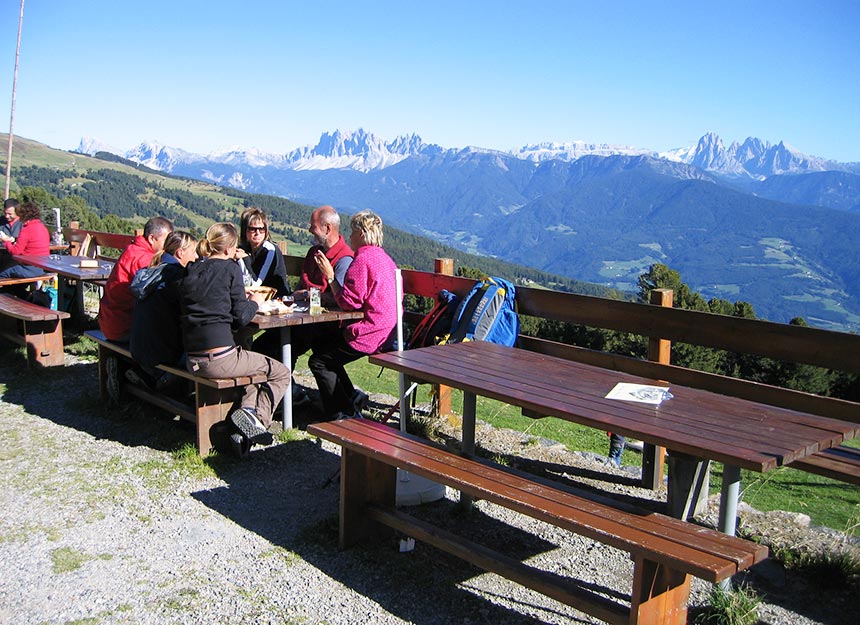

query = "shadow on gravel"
[193, 439, 611, 625]
[0, 357, 199, 453]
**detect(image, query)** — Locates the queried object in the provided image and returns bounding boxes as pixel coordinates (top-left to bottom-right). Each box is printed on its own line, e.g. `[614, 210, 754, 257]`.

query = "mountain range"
[77, 129, 860, 331]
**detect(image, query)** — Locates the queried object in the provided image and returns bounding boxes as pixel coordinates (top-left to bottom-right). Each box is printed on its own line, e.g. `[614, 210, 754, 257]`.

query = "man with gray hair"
[253, 205, 353, 407]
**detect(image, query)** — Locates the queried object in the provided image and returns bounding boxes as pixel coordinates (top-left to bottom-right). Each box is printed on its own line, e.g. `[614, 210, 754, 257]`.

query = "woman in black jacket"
[179, 222, 290, 452]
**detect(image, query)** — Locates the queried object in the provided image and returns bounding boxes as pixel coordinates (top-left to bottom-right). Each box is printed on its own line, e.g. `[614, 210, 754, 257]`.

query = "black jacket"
[179, 257, 258, 352]
[241, 240, 290, 297]
[129, 255, 186, 369]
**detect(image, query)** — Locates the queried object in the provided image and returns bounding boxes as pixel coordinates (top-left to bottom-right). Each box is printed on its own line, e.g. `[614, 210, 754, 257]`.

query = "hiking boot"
[105, 356, 121, 405]
[351, 388, 369, 413]
[229, 432, 251, 459]
[292, 383, 311, 407]
[124, 367, 153, 388]
[229, 407, 272, 445]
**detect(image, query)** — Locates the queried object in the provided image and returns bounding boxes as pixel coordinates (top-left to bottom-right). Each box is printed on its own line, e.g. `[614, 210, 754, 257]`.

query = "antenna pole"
[4, 0, 25, 199]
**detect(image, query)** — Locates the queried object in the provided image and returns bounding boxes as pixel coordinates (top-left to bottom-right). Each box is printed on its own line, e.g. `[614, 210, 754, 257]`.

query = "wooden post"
[276, 240, 287, 255]
[434, 258, 454, 418]
[641, 288, 672, 489]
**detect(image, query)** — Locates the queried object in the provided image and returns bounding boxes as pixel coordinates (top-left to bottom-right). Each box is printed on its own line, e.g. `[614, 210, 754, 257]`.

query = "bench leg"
[20, 318, 66, 367]
[630, 556, 690, 625]
[195, 384, 233, 457]
[96, 345, 108, 401]
[666, 451, 710, 521]
[339, 448, 396, 549]
[459, 390, 477, 511]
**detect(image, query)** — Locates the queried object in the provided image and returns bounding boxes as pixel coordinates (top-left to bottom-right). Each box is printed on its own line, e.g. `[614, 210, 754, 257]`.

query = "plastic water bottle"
[309, 287, 322, 315]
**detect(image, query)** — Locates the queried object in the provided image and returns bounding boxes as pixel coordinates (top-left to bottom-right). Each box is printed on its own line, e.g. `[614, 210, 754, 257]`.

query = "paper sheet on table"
[605, 383, 672, 405]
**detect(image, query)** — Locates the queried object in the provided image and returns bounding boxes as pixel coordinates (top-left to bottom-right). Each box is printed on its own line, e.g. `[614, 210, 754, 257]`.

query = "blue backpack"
[446, 276, 519, 346]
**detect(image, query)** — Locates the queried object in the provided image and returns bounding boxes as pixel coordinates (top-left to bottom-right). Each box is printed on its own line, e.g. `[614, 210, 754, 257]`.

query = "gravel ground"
[0, 353, 857, 625]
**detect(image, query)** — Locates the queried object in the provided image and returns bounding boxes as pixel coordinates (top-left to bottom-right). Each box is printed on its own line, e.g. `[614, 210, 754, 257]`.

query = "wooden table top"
[370, 341, 859, 473]
[251, 307, 363, 329]
[12, 253, 114, 281]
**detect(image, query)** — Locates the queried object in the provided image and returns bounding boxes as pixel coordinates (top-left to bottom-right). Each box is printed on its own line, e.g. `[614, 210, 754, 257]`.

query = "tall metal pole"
[4, 0, 25, 199]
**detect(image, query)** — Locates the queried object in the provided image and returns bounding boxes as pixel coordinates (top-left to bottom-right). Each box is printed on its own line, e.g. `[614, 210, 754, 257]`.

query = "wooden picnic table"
[370, 341, 859, 536]
[251, 306, 364, 428]
[13, 253, 115, 320]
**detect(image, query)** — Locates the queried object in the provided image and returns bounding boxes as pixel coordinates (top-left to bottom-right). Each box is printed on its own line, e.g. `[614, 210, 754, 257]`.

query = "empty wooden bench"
[788, 445, 860, 485]
[85, 330, 267, 455]
[308, 419, 768, 625]
[0, 293, 69, 367]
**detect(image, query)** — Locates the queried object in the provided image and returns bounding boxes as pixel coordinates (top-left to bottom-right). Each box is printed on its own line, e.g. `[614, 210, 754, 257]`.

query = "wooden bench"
[0, 273, 57, 288]
[309, 419, 768, 625]
[0, 293, 69, 367]
[84, 330, 268, 456]
[788, 444, 860, 485]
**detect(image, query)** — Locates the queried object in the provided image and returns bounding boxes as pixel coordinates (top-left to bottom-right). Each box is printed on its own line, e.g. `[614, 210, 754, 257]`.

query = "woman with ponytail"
[179, 223, 290, 455]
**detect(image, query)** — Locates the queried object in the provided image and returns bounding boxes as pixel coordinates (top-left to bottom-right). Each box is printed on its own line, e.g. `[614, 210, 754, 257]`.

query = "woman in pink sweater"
[310, 210, 398, 419]
[0, 201, 50, 280]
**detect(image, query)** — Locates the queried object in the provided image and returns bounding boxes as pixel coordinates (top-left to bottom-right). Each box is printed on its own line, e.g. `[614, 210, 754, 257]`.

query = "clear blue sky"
[2, 0, 858, 161]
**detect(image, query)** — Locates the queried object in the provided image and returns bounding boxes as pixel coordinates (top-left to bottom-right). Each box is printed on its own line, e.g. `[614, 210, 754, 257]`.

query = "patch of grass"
[694, 583, 760, 625]
[65, 335, 98, 359]
[405, 414, 436, 439]
[261, 546, 302, 567]
[133, 443, 216, 488]
[161, 587, 201, 612]
[772, 545, 860, 590]
[276, 427, 309, 444]
[50, 546, 89, 573]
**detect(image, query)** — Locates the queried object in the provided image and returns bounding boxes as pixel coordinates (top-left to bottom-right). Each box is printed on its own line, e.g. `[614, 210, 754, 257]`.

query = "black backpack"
[407, 289, 459, 349]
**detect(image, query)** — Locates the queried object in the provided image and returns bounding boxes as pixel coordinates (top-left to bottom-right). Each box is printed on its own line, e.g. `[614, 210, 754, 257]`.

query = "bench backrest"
[63, 225, 141, 259]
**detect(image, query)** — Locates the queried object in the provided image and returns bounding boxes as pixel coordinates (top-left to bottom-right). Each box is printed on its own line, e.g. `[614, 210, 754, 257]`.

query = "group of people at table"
[1, 198, 399, 456]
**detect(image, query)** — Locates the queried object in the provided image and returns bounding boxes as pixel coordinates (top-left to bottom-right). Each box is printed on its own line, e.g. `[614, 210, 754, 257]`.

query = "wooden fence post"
[641, 288, 672, 489]
[435, 258, 454, 417]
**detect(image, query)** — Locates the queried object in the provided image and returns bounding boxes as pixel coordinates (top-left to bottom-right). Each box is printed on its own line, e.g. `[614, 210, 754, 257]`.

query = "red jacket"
[98, 235, 155, 341]
[300, 235, 353, 292]
[3, 218, 50, 256]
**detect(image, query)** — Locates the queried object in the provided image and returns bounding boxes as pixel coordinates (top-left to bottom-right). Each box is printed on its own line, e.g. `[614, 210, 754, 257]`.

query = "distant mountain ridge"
[77, 128, 859, 180]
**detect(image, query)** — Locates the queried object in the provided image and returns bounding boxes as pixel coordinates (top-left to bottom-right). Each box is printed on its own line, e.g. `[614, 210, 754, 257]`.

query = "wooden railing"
[63, 222, 142, 258]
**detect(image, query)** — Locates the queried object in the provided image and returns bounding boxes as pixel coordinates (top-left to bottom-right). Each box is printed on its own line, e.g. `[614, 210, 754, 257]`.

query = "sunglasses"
[247, 226, 266, 233]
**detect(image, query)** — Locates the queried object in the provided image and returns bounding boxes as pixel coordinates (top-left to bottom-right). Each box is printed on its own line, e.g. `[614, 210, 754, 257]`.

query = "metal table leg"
[280, 325, 292, 429]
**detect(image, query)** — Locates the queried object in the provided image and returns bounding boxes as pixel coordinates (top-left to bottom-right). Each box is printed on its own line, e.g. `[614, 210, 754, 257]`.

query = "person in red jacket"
[0, 200, 51, 280]
[98, 216, 173, 342]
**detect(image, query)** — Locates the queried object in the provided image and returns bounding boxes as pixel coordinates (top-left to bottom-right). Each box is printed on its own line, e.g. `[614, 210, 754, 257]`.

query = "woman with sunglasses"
[236, 207, 290, 297]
